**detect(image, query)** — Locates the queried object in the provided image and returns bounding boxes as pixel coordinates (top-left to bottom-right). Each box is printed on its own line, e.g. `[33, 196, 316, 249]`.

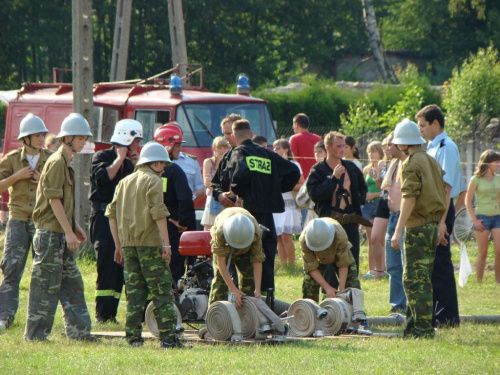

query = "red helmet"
[154, 124, 185, 150]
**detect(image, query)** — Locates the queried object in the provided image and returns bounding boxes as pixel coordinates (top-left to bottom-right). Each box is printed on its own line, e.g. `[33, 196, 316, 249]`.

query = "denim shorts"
[474, 214, 500, 231]
[362, 199, 380, 221]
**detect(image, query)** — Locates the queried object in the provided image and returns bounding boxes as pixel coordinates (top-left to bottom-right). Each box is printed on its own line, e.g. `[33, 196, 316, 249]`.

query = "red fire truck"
[2, 66, 277, 219]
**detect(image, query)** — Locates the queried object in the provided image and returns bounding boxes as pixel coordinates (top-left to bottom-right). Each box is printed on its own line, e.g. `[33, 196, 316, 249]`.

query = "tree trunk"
[361, 0, 397, 83]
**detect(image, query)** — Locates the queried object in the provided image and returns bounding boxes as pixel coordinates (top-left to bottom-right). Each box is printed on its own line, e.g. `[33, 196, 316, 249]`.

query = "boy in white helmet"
[89, 119, 143, 324]
[25, 113, 93, 341]
[301, 217, 361, 302]
[208, 207, 265, 309]
[0, 113, 51, 331]
[106, 142, 184, 349]
[390, 118, 447, 339]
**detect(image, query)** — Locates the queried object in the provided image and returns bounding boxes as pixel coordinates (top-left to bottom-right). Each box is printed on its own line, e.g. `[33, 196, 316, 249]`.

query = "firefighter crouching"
[209, 207, 265, 309]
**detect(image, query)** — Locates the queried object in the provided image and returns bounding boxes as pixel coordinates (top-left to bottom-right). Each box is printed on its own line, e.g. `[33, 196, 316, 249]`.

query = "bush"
[443, 46, 500, 138]
[256, 69, 442, 138]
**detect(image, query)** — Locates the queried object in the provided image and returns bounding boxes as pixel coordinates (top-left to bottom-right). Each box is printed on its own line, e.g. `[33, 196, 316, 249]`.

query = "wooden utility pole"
[167, 0, 188, 78]
[110, 0, 133, 81]
[72, 0, 94, 241]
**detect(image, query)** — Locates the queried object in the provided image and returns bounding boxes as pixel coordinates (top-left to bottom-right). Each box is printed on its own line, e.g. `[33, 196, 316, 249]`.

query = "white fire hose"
[205, 296, 286, 341]
[287, 299, 328, 337]
[145, 302, 185, 338]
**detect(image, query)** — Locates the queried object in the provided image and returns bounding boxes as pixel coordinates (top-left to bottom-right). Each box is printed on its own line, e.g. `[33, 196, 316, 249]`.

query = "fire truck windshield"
[175, 103, 276, 147]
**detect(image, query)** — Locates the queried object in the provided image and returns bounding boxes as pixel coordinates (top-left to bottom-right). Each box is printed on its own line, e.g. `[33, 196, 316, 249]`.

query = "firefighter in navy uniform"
[89, 119, 143, 324]
[224, 119, 300, 292]
[154, 126, 197, 284]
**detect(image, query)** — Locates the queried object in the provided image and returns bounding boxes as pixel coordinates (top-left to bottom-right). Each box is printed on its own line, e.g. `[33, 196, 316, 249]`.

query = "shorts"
[361, 199, 380, 221]
[375, 198, 390, 219]
[474, 214, 500, 231]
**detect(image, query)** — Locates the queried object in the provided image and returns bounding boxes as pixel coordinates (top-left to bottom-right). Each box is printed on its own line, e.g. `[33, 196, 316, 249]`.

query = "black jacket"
[161, 163, 196, 230]
[210, 148, 233, 203]
[89, 147, 135, 204]
[228, 139, 300, 214]
[307, 159, 367, 218]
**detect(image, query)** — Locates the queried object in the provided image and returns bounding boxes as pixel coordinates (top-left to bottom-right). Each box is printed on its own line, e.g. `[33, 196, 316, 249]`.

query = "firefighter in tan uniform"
[25, 113, 93, 341]
[209, 207, 265, 309]
[0, 114, 51, 331]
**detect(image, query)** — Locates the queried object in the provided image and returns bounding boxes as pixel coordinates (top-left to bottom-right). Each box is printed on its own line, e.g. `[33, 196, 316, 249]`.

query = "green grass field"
[0, 230, 499, 375]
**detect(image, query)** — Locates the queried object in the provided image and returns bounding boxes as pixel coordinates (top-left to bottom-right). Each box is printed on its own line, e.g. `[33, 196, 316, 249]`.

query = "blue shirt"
[172, 152, 204, 199]
[426, 132, 461, 198]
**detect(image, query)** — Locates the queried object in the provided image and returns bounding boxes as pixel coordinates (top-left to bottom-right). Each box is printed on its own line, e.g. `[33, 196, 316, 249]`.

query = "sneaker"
[0, 319, 7, 331]
[390, 307, 406, 315]
[160, 336, 191, 349]
[129, 339, 144, 347]
[362, 271, 375, 279]
[360, 320, 371, 331]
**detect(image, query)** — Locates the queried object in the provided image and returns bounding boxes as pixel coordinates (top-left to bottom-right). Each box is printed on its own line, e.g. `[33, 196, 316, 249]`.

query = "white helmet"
[392, 119, 425, 145]
[136, 141, 171, 166]
[222, 214, 255, 249]
[56, 113, 93, 138]
[110, 119, 143, 146]
[18, 114, 48, 139]
[305, 218, 335, 252]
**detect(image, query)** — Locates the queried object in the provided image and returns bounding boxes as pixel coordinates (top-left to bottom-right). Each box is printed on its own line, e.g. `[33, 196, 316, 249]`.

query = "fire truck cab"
[2, 67, 277, 216]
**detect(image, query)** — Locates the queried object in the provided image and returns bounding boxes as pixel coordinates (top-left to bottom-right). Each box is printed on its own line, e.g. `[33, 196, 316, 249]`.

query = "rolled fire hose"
[288, 299, 326, 337]
[205, 301, 242, 341]
[238, 296, 286, 340]
[238, 297, 271, 340]
[146, 301, 184, 338]
[319, 298, 351, 335]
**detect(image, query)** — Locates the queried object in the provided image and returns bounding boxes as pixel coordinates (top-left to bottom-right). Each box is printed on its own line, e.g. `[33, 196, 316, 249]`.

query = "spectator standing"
[272, 139, 304, 264]
[44, 133, 61, 152]
[25, 113, 93, 341]
[361, 141, 384, 279]
[417, 104, 461, 328]
[382, 132, 407, 313]
[89, 119, 142, 324]
[369, 136, 392, 280]
[465, 150, 500, 283]
[251, 135, 268, 148]
[344, 136, 363, 171]
[307, 131, 368, 282]
[200, 137, 230, 230]
[391, 119, 447, 339]
[289, 113, 322, 179]
[0, 114, 51, 331]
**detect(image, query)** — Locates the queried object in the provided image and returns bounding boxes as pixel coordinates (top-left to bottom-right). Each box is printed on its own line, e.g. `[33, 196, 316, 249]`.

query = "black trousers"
[249, 212, 277, 292]
[167, 220, 185, 286]
[324, 222, 360, 289]
[90, 210, 124, 320]
[432, 200, 460, 327]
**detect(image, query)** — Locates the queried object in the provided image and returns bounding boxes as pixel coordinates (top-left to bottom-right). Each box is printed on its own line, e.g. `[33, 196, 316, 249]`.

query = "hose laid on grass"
[206, 301, 242, 341]
[288, 299, 320, 337]
[145, 302, 183, 338]
[319, 298, 351, 335]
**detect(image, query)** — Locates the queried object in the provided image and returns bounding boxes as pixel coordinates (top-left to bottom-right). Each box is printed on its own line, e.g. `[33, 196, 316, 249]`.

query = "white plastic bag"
[458, 243, 472, 287]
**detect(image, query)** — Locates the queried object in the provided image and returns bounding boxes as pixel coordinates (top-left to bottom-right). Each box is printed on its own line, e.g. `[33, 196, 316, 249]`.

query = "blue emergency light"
[170, 75, 182, 95]
[237, 74, 250, 95]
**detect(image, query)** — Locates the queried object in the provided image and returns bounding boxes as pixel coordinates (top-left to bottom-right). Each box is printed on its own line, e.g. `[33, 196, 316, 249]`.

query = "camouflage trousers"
[0, 220, 35, 327]
[403, 223, 438, 338]
[25, 230, 91, 341]
[209, 251, 256, 305]
[123, 246, 176, 343]
[302, 262, 361, 303]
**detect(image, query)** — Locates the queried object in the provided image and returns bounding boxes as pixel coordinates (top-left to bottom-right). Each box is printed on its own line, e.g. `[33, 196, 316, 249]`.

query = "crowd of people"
[0, 105, 498, 346]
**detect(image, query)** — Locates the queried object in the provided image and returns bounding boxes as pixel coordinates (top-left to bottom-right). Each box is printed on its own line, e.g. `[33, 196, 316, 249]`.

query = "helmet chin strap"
[63, 136, 78, 153]
[23, 135, 39, 151]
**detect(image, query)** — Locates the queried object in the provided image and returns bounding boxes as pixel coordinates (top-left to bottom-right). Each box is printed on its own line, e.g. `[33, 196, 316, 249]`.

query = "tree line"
[1, 0, 499, 92]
